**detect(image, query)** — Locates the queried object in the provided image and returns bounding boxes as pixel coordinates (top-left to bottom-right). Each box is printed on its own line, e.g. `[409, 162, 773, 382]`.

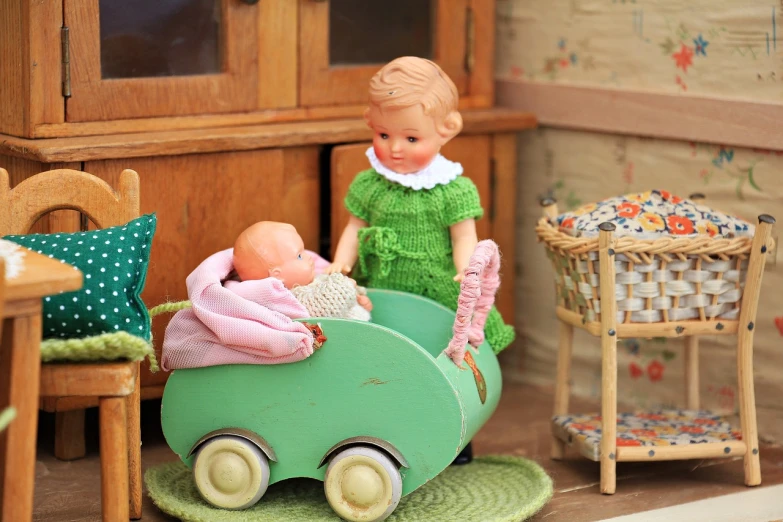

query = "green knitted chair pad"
[145, 455, 553, 522]
[35, 302, 191, 369]
[40, 331, 159, 371]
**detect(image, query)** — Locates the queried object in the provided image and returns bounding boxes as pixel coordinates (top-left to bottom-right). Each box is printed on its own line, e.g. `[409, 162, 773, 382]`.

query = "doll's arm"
[450, 219, 479, 282]
[327, 215, 368, 274]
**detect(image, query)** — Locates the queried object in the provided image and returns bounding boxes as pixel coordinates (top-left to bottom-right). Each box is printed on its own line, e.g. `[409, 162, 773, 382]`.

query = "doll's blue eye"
[298, 254, 302, 260]
[407, 137, 418, 143]
[380, 133, 389, 139]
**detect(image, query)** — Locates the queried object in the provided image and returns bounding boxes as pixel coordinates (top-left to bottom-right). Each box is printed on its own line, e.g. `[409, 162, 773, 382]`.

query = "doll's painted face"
[269, 228, 315, 289]
[233, 222, 315, 289]
[366, 104, 446, 174]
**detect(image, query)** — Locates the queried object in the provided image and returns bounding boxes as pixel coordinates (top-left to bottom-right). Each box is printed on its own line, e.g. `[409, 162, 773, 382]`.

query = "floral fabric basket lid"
[556, 190, 754, 240]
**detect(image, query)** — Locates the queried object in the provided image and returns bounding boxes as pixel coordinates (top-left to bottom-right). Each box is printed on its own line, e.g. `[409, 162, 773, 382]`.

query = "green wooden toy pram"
[160, 240, 504, 522]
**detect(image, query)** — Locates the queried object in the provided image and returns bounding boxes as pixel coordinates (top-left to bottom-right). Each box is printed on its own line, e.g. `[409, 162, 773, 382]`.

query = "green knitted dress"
[345, 167, 515, 353]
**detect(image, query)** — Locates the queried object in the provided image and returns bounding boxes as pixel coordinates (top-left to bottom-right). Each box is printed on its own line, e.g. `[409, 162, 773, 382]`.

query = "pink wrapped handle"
[444, 240, 501, 366]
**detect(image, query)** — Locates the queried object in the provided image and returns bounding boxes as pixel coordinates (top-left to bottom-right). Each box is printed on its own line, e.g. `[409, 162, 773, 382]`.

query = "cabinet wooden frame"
[0, 0, 65, 137]
[63, 0, 263, 122]
[299, 0, 495, 108]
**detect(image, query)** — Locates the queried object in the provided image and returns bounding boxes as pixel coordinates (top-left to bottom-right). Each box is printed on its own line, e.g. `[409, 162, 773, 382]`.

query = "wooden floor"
[31, 381, 783, 521]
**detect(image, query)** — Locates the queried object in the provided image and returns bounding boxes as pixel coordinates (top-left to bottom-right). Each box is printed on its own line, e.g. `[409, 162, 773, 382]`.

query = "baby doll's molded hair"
[233, 221, 297, 281]
[367, 56, 463, 137]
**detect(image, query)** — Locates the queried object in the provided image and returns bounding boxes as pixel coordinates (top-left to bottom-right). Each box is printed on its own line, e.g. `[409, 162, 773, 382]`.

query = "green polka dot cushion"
[4, 214, 156, 341]
[556, 190, 754, 240]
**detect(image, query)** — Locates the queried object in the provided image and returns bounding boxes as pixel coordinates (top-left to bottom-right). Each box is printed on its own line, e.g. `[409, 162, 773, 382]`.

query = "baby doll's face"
[272, 229, 315, 289]
[367, 104, 446, 174]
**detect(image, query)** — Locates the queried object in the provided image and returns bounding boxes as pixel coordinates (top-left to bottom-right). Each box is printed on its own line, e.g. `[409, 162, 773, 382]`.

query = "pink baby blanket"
[161, 248, 328, 371]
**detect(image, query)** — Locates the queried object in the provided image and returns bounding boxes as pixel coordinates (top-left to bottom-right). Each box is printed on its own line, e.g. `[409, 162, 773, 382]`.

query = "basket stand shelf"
[536, 195, 776, 495]
[552, 410, 745, 463]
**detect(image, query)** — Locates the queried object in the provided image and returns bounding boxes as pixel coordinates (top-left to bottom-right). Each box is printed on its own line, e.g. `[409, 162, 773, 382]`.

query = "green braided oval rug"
[146, 455, 553, 522]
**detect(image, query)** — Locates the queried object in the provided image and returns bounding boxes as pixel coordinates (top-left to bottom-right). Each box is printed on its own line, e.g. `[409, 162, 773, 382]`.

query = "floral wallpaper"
[496, 0, 782, 101]
[498, 0, 783, 440]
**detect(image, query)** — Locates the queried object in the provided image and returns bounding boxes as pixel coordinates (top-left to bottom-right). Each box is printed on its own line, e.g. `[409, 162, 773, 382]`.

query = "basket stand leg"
[598, 223, 618, 495]
[551, 321, 574, 460]
[737, 215, 774, 487]
[684, 336, 700, 410]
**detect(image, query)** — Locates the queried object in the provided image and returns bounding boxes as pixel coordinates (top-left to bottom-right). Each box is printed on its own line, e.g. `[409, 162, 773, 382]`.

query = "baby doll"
[327, 57, 516, 464]
[234, 221, 372, 321]
[327, 56, 514, 351]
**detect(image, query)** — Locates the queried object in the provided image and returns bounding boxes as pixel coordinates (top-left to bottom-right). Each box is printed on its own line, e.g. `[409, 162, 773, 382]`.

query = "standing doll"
[328, 56, 515, 464]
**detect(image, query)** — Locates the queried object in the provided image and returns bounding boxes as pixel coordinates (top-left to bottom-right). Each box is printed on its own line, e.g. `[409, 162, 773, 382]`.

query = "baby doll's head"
[364, 56, 463, 174]
[233, 221, 315, 289]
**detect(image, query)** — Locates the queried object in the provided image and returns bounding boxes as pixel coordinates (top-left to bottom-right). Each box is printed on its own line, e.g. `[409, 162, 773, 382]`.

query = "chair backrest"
[0, 168, 140, 236]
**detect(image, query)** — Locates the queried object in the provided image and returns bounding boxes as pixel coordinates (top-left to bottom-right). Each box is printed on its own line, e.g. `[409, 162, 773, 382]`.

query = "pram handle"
[443, 240, 501, 366]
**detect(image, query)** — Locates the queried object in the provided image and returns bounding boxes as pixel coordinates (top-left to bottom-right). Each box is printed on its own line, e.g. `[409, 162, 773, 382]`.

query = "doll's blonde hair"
[367, 56, 463, 135]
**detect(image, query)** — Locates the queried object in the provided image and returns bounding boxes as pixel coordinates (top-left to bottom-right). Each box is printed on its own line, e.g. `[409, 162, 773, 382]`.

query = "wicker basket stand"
[536, 194, 776, 495]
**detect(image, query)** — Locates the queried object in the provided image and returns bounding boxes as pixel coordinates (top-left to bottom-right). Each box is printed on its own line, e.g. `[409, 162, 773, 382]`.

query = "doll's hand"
[349, 279, 373, 311]
[453, 272, 466, 283]
[326, 262, 352, 275]
[357, 294, 373, 312]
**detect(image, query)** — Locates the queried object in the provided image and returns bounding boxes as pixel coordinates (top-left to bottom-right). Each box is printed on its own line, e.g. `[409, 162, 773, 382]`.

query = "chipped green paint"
[362, 378, 392, 386]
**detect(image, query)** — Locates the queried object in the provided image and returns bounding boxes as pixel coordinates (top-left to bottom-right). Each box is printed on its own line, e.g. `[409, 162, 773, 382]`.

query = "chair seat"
[553, 410, 742, 462]
[40, 362, 137, 398]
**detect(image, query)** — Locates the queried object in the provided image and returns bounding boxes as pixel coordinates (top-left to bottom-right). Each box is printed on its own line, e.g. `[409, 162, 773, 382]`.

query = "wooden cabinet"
[1, 0, 495, 138]
[0, 0, 535, 405]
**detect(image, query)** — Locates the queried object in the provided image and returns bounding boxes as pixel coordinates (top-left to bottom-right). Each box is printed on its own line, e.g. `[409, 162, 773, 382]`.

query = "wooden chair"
[0, 168, 143, 520]
[537, 195, 775, 494]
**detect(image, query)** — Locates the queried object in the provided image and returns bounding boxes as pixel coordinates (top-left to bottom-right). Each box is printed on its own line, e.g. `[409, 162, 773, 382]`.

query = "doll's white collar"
[366, 147, 463, 190]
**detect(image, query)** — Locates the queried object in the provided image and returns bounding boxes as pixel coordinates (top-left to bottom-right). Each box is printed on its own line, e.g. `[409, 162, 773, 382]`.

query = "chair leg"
[684, 336, 699, 411]
[128, 366, 142, 520]
[551, 321, 574, 460]
[99, 397, 129, 522]
[54, 410, 86, 461]
[598, 223, 618, 495]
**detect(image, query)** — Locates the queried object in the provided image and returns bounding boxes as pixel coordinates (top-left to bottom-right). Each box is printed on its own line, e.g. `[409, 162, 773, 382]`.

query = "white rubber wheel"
[324, 446, 402, 522]
[192, 435, 270, 510]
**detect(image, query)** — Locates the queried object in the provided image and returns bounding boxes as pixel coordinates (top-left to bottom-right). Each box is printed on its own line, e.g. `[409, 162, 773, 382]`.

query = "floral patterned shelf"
[553, 410, 742, 462]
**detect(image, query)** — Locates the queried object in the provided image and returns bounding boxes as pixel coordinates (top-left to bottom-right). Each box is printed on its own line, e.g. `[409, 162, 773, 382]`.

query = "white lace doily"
[0, 239, 26, 279]
[366, 147, 463, 190]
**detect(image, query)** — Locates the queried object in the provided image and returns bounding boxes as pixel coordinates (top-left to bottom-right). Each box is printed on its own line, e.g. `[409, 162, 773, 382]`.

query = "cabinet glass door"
[98, 0, 222, 79]
[300, 0, 468, 107]
[65, 0, 259, 122]
[328, 1, 433, 66]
